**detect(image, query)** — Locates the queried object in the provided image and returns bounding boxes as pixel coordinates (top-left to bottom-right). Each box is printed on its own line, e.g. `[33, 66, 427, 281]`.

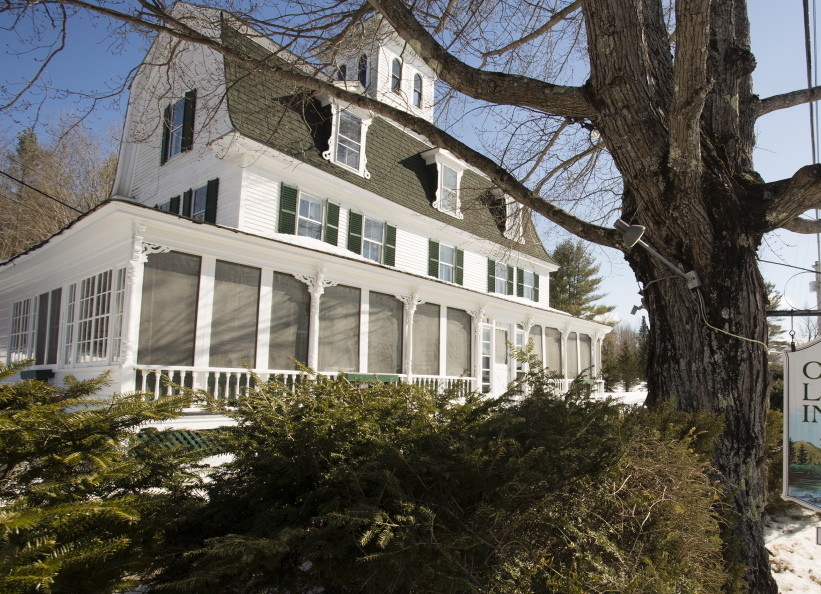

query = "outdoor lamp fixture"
[614, 219, 701, 290]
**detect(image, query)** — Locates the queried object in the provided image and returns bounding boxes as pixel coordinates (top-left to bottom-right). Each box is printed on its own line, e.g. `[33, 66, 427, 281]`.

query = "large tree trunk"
[584, 1, 777, 590]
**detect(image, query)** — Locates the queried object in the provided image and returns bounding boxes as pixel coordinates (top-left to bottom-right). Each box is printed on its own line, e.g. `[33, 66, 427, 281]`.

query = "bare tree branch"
[480, 0, 581, 61]
[754, 84, 821, 118]
[367, 0, 592, 117]
[761, 163, 821, 231]
[668, 0, 711, 189]
[779, 216, 821, 234]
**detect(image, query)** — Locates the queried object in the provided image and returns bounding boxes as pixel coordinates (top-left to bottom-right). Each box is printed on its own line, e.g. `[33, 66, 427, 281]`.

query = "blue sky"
[1, 1, 819, 328]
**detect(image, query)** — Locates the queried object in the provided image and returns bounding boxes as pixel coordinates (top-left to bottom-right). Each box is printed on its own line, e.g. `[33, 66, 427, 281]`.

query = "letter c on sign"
[804, 361, 821, 379]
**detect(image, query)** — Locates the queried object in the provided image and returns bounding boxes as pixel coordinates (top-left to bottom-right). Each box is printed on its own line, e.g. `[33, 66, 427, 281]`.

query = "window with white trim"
[421, 148, 465, 219]
[504, 196, 524, 241]
[428, 240, 464, 285]
[161, 90, 196, 164]
[521, 270, 535, 300]
[391, 58, 402, 93]
[358, 54, 368, 86]
[336, 110, 363, 170]
[322, 105, 372, 178]
[191, 184, 208, 221]
[362, 217, 385, 263]
[413, 73, 423, 108]
[481, 326, 492, 393]
[439, 244, 456, 283]
[297, 192, 324, 239]
[494, 261, 508, 294]
[63, 267, 126, 365]
[9, 297, 37, 363]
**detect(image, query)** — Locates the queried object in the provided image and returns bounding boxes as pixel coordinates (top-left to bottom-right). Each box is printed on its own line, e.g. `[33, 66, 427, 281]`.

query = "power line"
[756, 258, 819, 275]
[0, 169, 84, 214]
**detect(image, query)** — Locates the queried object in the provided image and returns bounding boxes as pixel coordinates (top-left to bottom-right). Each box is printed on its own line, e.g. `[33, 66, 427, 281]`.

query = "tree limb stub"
[761, 164, 821, 231]
[780, 216, 821, 234]
[755, 84, 821, 118]
[367, 0, 592, 117]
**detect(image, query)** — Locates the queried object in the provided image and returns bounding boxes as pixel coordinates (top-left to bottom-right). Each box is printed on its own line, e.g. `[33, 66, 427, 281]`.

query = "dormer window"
[161, 89, 196, 164]
[421, 147, 465, 219]
[321, 103, 372, 178]
[358, 54, 368, 86]
[391, 58, 402, 94]
[413, 74, 423, 107]
[337, 64, 347, 81]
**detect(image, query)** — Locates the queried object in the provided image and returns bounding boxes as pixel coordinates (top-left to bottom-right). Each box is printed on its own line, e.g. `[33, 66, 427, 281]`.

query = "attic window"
[161, 89, 196, 164]
[322, 104, 372, 178]
[421, 147, 465, 219]
[503, 194, 525, 242]
[413, 74, 423, 107]
[358, 54, 368, 86]
[392, 58, 402, 94]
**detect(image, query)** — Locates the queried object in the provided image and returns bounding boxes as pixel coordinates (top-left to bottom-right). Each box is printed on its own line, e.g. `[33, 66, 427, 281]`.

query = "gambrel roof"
[221, 24, 555, 264]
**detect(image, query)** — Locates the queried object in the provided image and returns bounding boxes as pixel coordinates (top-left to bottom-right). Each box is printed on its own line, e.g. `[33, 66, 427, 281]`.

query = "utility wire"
[756, 258, 820, 275]
[0, 169, 84, 214]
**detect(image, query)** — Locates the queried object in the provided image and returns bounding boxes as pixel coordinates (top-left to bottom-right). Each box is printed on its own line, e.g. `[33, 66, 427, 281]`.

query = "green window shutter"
[506, 265, 514, 295]
[325, 202, 340, 245]
[516, 267, 524, 297]
[160, 104, 171, 165]
[487, 259, 495, 293]
[182, 189, 193, 217]
[455, 248, 464, 285]
[533, 273, 540, 302]
[181, 89, 197, 153]
[278, 183, 298, 234]
[428, 240, 439, 277]
[347, 211, 363, 254]
[384, 224, 396, 266]
[169, 195, 180, 214]
[205, 178, 219, 223]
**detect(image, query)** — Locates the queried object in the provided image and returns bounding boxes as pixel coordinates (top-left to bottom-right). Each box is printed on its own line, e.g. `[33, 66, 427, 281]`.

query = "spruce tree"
[549, 239, 615, 321]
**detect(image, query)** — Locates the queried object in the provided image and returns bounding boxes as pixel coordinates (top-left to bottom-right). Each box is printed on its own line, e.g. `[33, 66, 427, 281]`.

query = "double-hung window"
[161, 89, 196, 164]
[297, 193, 324, 239]
[335, 110, 363, 170]
[9, 297, 37, 363]
[440, 165, 458, 215]
[516, 267, 540, 302]
[487, 259, 514, 295]
[191, 184, 208, 221]
[413, 74, 423, 108]
[391, 58, 402, 93]
[279, 183, 340, 246]
[156, 178, 219, 223]
[421, 148, 465, 219]
[64, 267, 126, 365]
[428, 240, 463, 285]
[347, 211, 396, 265]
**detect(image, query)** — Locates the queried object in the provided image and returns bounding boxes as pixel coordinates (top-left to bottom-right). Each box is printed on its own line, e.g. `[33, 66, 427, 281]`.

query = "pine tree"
[0, 362, 205, 593]
[637, 316, 649, 381]
[617, 341, 640, 391]
[549, 239, 615, 321]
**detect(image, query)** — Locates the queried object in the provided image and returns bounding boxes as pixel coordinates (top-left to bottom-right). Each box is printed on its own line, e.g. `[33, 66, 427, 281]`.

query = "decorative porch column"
[118, 221, 169, 391]
[397, 292, 423, 382]
[296, 266, 337, 371]
[468, 305, 486, 389]
[560, 326, 570, 380]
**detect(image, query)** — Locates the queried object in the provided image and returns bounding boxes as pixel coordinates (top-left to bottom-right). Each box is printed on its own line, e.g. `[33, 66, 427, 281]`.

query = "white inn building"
[0, 5, 609, 417]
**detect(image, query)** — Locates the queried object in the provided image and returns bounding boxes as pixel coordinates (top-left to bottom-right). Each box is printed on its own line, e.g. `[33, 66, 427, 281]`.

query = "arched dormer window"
[358, 54, 368, 86]
[391, 58, 402, 94]
[337, 64, 347, 81]
[413, 74, 422, 107]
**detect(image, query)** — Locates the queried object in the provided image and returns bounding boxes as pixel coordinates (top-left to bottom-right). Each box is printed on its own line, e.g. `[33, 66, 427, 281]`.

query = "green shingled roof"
[222, 25, 554, 264]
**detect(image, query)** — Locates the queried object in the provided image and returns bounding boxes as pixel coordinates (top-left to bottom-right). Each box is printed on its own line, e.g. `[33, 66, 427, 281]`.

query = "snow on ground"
[765, 507, 821, 592]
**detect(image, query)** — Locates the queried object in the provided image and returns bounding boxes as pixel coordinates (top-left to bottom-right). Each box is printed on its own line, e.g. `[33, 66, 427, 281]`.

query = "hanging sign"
[783, 340, 821, 512]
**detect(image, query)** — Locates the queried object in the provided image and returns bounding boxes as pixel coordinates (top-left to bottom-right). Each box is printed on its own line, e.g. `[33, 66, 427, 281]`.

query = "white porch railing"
[411, 375, 476, 396]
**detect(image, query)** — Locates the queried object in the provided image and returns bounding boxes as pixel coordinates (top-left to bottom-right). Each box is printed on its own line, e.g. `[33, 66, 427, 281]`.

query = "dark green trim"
[278, 183, 298, 234]
[533, 273, 540, 302]
[487, 259, 495, 293]
[161, 104, 171, 165]
[182, 89, 197, 153]
[205, 178, 219, 223]
[428, 239, 439, 277]
[169, 195, 180, 215]
[182, 190, 192, 217]
[384, 224, 396, 266]
[347, 211, 363, 254]
[455, 248, 464, 285]
[506, 266, 514, 295]
[517, 267, 524, 297]
[325, 202, 339, 245]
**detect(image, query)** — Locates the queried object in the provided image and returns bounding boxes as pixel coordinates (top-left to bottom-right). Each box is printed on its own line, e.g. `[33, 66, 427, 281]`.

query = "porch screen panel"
[495, 329, 508, 364]
[210, 260, 260, 368]
[567, 332, 579, 377]
[412, 303, 440, 375]
[529, 325, 543, 367]
[544, 327, 561, 373]
[318, 284, 360, 372]
[269, 273, 310, 370]
[579, 334, 592, 378]
[138, 251, 201, 366]
[446, 307, 471, 377]
[368, 291, 402, 374]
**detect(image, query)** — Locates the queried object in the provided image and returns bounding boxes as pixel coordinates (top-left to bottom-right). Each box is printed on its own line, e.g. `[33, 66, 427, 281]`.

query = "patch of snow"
[599, 390, 648, 406]
[765, 506, 821, 592]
